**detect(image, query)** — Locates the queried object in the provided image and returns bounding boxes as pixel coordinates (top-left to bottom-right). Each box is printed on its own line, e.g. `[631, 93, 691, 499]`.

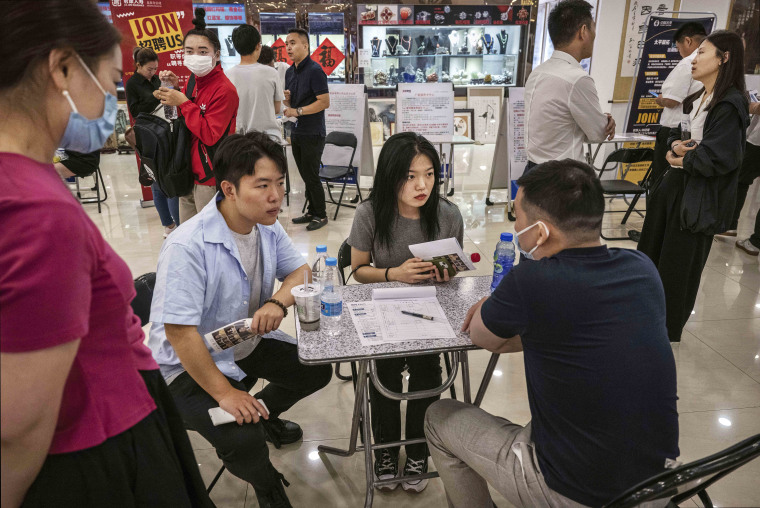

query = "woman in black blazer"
[638, 30, 750, 342]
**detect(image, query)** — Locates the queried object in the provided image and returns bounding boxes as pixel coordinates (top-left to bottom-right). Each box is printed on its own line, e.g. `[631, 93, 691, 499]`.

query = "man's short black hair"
[258, 45, 275, 65]
[673, 22, 707, 44]
[212, 132, 287, 193]
[547, 0, 594, 48]
[516, 159, 604, 238]
[231, 24, 261, 56]
[288, 27, 309, 44]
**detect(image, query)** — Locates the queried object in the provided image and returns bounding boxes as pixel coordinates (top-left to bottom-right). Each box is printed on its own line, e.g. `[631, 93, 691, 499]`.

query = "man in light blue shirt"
[148, 131, 331, 507]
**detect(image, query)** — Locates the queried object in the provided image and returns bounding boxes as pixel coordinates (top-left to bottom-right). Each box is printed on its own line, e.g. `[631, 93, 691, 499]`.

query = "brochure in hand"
[409, 237, 476, 278]
[204, 318, 261, 353]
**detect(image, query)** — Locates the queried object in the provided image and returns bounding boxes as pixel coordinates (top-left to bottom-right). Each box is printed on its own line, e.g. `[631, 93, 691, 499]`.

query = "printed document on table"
[348, 297, 455, 346]
[375, 297, 455, 341]
[347, 301, 384, 346]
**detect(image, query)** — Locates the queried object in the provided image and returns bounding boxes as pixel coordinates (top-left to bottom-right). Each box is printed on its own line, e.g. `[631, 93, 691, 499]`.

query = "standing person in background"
[523, 0, 614, 173]
[284, 28, 331, 231]
[650, 22, 707, 189]
[0, 2, 212, 506]
[637, 30, 750, 342]
[715, 99, 760, 254]
[227, 25, 284, 141]
[125, 46, 180, 237]
[267, 46, 294, 138]
[156, 7, 238, 223]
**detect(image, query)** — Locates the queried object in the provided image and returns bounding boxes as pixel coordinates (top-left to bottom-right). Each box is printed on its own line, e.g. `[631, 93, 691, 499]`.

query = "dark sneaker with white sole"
[401, 456, 429, 492]
[374, 449, 399, 491]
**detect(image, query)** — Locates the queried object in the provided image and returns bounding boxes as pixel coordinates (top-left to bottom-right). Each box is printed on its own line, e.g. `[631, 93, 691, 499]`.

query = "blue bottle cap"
[500, 232, 513, 242]
[316, 245, 327, 253]
[325, 257, 337, 266]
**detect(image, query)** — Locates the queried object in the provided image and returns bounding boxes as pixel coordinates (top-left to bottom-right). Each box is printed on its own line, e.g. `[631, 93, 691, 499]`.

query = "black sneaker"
[263, 417, 303, 449]
[374, 449, 399, 491]
[292, 213, 314, 224]
[628, 230, 641, 243]
[401, 456, 429, 492]
[306, 217, 328, 231]
[254, 463, 292, 508]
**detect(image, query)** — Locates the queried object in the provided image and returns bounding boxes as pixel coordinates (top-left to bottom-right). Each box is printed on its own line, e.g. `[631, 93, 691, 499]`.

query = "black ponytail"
[184, 7, 221, 54]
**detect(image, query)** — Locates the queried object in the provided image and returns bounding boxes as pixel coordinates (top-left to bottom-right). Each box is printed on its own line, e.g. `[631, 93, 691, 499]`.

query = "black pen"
[401, 310, 435, 321]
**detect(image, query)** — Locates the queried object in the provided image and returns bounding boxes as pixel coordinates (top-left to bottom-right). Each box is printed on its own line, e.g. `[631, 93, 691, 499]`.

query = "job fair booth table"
[296, 275, 493, 508]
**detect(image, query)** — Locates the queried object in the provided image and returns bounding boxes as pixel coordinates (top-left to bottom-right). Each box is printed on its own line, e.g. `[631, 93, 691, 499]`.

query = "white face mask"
[184, 54, 214, 77]
[515, 221, 549, 260]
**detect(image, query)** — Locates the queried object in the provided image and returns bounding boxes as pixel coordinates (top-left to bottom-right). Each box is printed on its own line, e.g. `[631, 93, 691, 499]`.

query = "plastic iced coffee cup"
[291, 284, 321, 331]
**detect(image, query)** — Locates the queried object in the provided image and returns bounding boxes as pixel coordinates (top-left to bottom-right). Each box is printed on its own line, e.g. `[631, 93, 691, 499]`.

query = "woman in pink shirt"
[0, 2, 212, 507]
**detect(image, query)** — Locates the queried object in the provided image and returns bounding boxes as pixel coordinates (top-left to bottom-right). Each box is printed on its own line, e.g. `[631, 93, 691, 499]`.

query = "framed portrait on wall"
[454, 109, 474, 139]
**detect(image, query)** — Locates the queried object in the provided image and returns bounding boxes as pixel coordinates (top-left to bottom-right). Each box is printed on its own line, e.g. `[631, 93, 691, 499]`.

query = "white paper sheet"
[348, 294, 455, 346]
[371, 286, 436, 300]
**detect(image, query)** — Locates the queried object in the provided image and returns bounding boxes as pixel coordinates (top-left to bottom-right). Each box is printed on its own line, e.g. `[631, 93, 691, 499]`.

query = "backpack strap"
[186, 74, 196, 99]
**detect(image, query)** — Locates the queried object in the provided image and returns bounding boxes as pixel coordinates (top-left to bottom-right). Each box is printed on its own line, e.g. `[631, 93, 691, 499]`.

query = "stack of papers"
[347, 286, 456, 346]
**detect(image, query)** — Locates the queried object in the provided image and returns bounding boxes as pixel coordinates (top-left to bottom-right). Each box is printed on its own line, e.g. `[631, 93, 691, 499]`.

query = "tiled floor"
[81, 146, 759, 507]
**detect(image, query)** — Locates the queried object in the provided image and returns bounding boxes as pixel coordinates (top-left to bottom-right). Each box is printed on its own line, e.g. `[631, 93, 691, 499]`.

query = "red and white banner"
[110, 0, 194, 201]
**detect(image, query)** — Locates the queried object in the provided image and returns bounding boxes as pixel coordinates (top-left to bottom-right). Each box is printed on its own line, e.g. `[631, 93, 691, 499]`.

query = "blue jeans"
[152, 183, 180, 227]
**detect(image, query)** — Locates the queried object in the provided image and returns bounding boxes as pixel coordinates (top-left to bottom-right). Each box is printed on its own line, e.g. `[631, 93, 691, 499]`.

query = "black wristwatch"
[297, 107, 304, 116]
[263, 298, 288, 317]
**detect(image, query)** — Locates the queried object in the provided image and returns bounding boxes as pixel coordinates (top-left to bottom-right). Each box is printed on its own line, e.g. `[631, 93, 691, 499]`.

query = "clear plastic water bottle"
[321, 257, 343, 337]
[490, 232, 515, 293]
[311, 245, 328, 292]
[160, 79, 177, 120]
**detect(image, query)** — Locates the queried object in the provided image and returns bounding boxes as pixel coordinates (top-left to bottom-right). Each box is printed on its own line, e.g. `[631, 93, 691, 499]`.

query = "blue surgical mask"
[515, 221, 549, 260]
[59, 54, 118, 153]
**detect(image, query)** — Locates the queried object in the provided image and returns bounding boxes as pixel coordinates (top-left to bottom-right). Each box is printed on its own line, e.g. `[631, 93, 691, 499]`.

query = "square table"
[296, 276, 492, 508]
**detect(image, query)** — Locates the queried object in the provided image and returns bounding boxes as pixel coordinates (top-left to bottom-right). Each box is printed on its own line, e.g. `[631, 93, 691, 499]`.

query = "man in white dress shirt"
[524, 0, 614, 171]
[651, 22, 707, 186]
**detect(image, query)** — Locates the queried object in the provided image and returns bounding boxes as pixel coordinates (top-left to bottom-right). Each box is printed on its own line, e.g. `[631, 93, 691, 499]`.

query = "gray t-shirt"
[347, 199, 464, 269]
[230, 226, 263, 360]
[227, 63, 284, 140]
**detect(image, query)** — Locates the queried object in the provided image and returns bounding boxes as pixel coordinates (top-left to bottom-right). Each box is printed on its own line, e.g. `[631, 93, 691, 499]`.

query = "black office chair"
[302, 131, 363, 220]
[596, 148, 653, 241]
[603, 433, 760, 508]
[130, 272, 227, 495]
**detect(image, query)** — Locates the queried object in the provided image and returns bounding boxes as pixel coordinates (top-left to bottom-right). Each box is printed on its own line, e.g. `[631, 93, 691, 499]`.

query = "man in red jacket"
[158, 13, 238, 223]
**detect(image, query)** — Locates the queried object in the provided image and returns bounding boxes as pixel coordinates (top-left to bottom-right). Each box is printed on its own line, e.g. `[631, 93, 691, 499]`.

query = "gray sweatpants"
[425, 399, 586, 508]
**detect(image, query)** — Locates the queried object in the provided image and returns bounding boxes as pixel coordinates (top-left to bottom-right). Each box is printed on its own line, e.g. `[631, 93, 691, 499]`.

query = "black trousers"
[291, 134, 326, 219]
[651, 126, 672, 191]
[168, 339, 332, 492]
[637, 170, 713, 342]
[729, 142, 760, 232]
[22, 370, 214, 508]
[370, 354, 443, 460]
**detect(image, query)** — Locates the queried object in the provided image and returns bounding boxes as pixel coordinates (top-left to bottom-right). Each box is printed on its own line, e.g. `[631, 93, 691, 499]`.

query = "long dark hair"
[184, 8, 221, 55]
[1, 0, 120, 92]
[702, 30, 746, 111]
[369, 132, 441, 248]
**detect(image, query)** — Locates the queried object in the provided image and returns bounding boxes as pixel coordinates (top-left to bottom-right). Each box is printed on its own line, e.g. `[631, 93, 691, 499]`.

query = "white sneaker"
[401, 457, 429, 493]
[736, 238, 759, 256]
[163, 224, 177, 238]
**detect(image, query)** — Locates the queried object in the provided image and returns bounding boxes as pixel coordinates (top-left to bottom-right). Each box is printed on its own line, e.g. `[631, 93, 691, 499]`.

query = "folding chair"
[74, 166, 108, 214]
[596, 148, 653, 241]
[335, 239, 356, 382]
[301, 131, 363, 220]
[130, 272, 227, 495]
[603, 433, 760, 508]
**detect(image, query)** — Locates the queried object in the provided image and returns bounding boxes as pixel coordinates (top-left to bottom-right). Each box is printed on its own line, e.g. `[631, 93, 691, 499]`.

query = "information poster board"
[395, 83, 454, 142]
[324, 84, 374, 184]
[111, 0, 195, 203]
[625, 15, 715, 135]
[486, 88, 524, 210]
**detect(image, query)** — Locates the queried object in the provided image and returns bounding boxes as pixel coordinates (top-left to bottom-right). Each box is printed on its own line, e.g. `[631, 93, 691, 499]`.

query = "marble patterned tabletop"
[296, 275, 491, 365]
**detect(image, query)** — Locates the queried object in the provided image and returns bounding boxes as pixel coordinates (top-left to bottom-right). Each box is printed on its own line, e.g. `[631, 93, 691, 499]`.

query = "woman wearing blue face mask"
[0, 2, 212, 507]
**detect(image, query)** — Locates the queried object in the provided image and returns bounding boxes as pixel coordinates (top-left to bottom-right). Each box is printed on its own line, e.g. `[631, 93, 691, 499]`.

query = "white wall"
[679, 0, 731, 29]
